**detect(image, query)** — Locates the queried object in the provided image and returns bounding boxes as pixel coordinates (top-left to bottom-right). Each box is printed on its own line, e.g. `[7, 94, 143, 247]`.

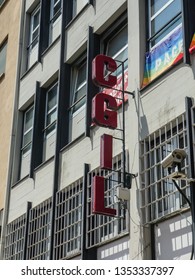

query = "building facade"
[0, 0, 22, 254]
[1, 0, 195, 260]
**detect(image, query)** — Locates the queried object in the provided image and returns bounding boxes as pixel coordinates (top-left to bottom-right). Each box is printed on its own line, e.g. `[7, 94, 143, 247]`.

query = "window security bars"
[86, 154, 128, 248]
[4, 158, 127, 259]
[140, 114, 190, 224]
[4, 214, 26, 260]
[26, 198, 52, 260]
[53, 180, 83, 259]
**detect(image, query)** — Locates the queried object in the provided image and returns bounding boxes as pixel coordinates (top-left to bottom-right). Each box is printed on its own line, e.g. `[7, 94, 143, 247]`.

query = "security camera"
[161, 149, 187, 169]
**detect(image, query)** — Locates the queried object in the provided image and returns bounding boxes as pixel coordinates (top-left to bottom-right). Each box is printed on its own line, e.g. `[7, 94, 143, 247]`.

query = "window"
[54, 180, 83, 259]
[148, 0, 182, 48]
[87, 154, 128, 248]
[72, 0, 88, 17]
[43, 82, 58, 161]
[20, 106, 34, 179]
[140, 114, 190, 224]
[0, 40, 7, 77]
[4, 214, 26, 260]
[49, 0, 62, 44]
[27, 5, 40, 68]
[26, 198, 52, 260]
[69, 57, 87, 141]
[105, 24, 128, 75]
[103, 23, 128, 105]
[0, 0, 6, 7]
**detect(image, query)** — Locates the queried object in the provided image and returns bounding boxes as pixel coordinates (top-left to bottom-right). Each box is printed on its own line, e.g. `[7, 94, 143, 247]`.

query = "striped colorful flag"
[142, 27, 183, 87]
[189, 33, 195, 54]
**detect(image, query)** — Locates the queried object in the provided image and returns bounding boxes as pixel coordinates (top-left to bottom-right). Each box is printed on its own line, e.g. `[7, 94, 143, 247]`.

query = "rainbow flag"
[189, 33, 195, 54]
[142, 26, 183, 87]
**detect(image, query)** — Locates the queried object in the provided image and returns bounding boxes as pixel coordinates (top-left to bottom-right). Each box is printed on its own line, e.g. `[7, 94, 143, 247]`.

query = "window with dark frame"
[105, 24, 128, 76]
[72, 0, 88, 18]
[43, 82, 58, 161]
[69, 56, 87, 142]
[71, 60, 87, 113]
[0, 39, 7, 77]
[140, 114, 190, 224]
[29, 6, 40, 50]
[20, 105, 34, 179]
[87, 154, 128, 248]
[27, 5, 40, 68]
[54, 181, 83, 259]
[3, 214, 26, 260]
[0, 0, 6, 7]
[147, 0, 182, 49]
[49, 0, 62, 44]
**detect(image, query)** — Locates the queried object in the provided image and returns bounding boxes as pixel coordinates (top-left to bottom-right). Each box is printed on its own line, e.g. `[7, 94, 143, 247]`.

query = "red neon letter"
[100, 134, 113, 170]
[92, 54, 117, 88]
[92, 92, 117, 129]
[92, 176, 117, 216]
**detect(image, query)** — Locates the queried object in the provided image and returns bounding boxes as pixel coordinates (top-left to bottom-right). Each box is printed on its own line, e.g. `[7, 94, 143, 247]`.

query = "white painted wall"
[9, 160, 54, 222]
[97, 236, 130, 260]
[155, 211, 192, 260]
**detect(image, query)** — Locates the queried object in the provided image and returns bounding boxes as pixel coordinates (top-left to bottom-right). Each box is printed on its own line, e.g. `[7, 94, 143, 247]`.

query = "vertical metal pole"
[23, 201, 32, 260]
[121, 61, 126, 188]
[185, 96, 195, 259]
[81, 164, 89, 260]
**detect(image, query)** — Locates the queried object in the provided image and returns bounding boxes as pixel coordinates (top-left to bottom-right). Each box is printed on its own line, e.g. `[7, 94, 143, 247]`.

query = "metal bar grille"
[4, 214, 26, 260]
[86, 153, 128, 248]
[140, 114, 190, 224]
[26, 198, 52, 260]
[53, 179, 83, 259]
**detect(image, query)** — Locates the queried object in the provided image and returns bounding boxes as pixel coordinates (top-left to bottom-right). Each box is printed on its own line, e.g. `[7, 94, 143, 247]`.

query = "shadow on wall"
[191, 54, 195, 79]
[155, 211, 192, 260]
[133, 89, 149, 140]
[97, 236, 129, 260]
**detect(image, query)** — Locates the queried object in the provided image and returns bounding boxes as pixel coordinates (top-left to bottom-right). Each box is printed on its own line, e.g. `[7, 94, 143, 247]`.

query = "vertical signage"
[91, 55, 122, 216]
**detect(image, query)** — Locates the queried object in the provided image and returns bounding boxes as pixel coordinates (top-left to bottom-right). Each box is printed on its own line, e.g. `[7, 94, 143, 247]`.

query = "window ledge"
[65, 3, 91, 30]
[34, 155, 55, 173]
[41, 35, 60, 58]
[20, 60, 39, 81]
[60, 132, 85, 153]
[11, 174, 30, 189]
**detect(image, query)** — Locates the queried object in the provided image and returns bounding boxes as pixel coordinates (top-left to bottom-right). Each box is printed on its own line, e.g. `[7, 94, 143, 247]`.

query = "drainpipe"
[0, 0, 26, 259]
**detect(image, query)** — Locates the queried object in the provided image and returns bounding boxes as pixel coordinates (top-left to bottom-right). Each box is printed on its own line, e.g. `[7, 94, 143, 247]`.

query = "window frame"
[72, 0, 89, 18]
[28, 5, 40, 52]
[70, 55, 87, 116]
[43, 82, 58, 140]
[50, 0, 62, 23]
[140, 114, 190, 224]
[147, 0, 182, 49]
[86, 153, 129, 248]
[20, 105, 34, 178]
[0, 0, 6, 8]
[0, 39, 8, 78]
[54, 180, 83, 259]
[104, 23, 128, 77]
